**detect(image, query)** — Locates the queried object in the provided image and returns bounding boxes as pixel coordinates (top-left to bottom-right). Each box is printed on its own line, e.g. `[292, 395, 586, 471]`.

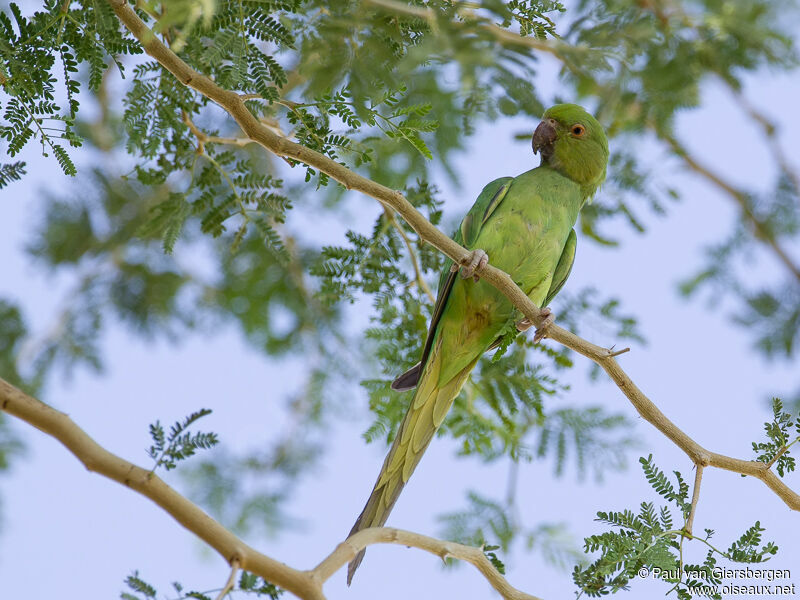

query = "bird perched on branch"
[346, 103, 609, 583]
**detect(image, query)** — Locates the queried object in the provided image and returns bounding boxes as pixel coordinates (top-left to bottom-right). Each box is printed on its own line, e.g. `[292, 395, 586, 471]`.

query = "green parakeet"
[346, 104, 609, 583]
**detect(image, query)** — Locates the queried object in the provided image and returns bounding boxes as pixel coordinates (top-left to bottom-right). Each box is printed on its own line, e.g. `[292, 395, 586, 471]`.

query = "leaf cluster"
[439, 490, 585, 571]
[573, 455, 778, 597]
[147, 408, 219, 471]
[535, 406, 635, 481]
[752, 398, 800, 477]
[1, 0, 140, 173]
[0, 160, 25, 187]
[121, 569, 282, 600]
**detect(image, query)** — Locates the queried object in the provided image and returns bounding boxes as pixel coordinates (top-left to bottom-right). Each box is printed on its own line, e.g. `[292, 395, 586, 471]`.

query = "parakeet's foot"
[451, 249, 489, 281]
[516, 307, 554, 342]
[533, 307, 554, 342]
[515, 317, 533, 332]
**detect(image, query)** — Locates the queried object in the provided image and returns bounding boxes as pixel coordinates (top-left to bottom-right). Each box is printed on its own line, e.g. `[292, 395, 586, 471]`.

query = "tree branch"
[0, 378, 537, 599]
[311, 527, 541, 600]
[0, 378, 323, 600]
[660, 132, 800, 283]
[183, 111, 257, 150]
[103, 0, 800, 513]
[728, 86, 800, 198]
[370, 0, 800, 285]
[637, 1, 800, 284]
[363, 0, 560, 56]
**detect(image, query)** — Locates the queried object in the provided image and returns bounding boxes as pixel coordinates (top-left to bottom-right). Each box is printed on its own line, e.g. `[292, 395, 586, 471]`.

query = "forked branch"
[103, 0, 800, 513]
[4, 2, 799, 598]
[0, 378, 539, 600]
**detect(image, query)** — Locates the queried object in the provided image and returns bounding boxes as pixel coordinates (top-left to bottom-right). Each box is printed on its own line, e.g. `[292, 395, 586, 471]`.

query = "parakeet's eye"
[571, 124, 586, 137]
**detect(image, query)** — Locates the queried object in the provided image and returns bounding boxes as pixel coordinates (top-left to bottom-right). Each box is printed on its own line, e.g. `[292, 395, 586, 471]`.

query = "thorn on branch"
[607, 346, 631, 358]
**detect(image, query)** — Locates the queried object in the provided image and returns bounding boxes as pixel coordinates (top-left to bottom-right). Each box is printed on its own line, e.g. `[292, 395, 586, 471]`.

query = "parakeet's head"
[532, 104, 609, 199]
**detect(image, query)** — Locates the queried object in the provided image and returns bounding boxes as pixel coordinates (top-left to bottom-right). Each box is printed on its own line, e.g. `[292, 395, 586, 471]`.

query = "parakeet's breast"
[483, 167, 583, 303]
[434, 167, 583, 384]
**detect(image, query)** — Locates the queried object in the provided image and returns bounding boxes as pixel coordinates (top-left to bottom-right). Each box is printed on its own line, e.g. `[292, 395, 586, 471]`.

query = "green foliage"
[726, 521, 778, 563]
[238, 571, 283, 598]
[567, 0, 797, 134]
[535, 407, 635, 481]
[122, 571, 156, 600]
[483, 544, 506, 575]
[0, 299, 30, 391]
[440, 491, 515, 552]
[180, 366, 331, 538]
[440, 491, 586, 571]
[147, 409, 219, 471]
[121, 570, 283, 600]
[573, 455, 778, 597]
[0, 0, 139, 172]
[281, 85, 439, 184]
[639, 455, 691, 520]
[135, 150, 291, 260]
[752, 398, 799, 477]
[312, 180, 444, 305]
[0, 160, 25, 187]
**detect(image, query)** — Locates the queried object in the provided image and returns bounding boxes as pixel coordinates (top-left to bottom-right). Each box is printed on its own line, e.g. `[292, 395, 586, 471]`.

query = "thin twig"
[214, 559, 240, 600]
[384, 207, 435, 302]
[729, 86, 800, 197]
[765, 437, 800, 470]
[685, 465, 704, 536]
[183, 111, 255, 150]
[661, 132, 800, 283]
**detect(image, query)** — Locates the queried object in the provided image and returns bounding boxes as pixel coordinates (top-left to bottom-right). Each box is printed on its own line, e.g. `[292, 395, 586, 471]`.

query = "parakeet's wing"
[391, 177, 513, 391]
[543, 228, 577, 306]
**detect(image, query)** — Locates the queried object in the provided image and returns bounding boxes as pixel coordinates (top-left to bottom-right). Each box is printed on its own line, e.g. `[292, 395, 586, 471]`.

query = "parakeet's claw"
[516, 308, 554, 340]
[515, 317, 534, 332]
[533, 307, 554, 343]
[451, 249, 489, 281]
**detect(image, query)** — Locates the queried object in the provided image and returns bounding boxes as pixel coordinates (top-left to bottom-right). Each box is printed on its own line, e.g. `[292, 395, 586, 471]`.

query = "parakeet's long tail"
[346, 339, 479, 584]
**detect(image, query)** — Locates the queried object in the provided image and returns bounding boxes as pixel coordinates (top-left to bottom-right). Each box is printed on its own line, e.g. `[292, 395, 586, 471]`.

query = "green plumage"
[347, 104, 609, 583]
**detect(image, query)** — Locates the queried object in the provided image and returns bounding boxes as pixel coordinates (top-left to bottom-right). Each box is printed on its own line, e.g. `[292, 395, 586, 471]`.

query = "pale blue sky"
[1, 49, 800, 600]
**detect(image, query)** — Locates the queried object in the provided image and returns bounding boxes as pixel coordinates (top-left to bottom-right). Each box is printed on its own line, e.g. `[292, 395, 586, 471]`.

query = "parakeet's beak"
[532, 118, 557, 157]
